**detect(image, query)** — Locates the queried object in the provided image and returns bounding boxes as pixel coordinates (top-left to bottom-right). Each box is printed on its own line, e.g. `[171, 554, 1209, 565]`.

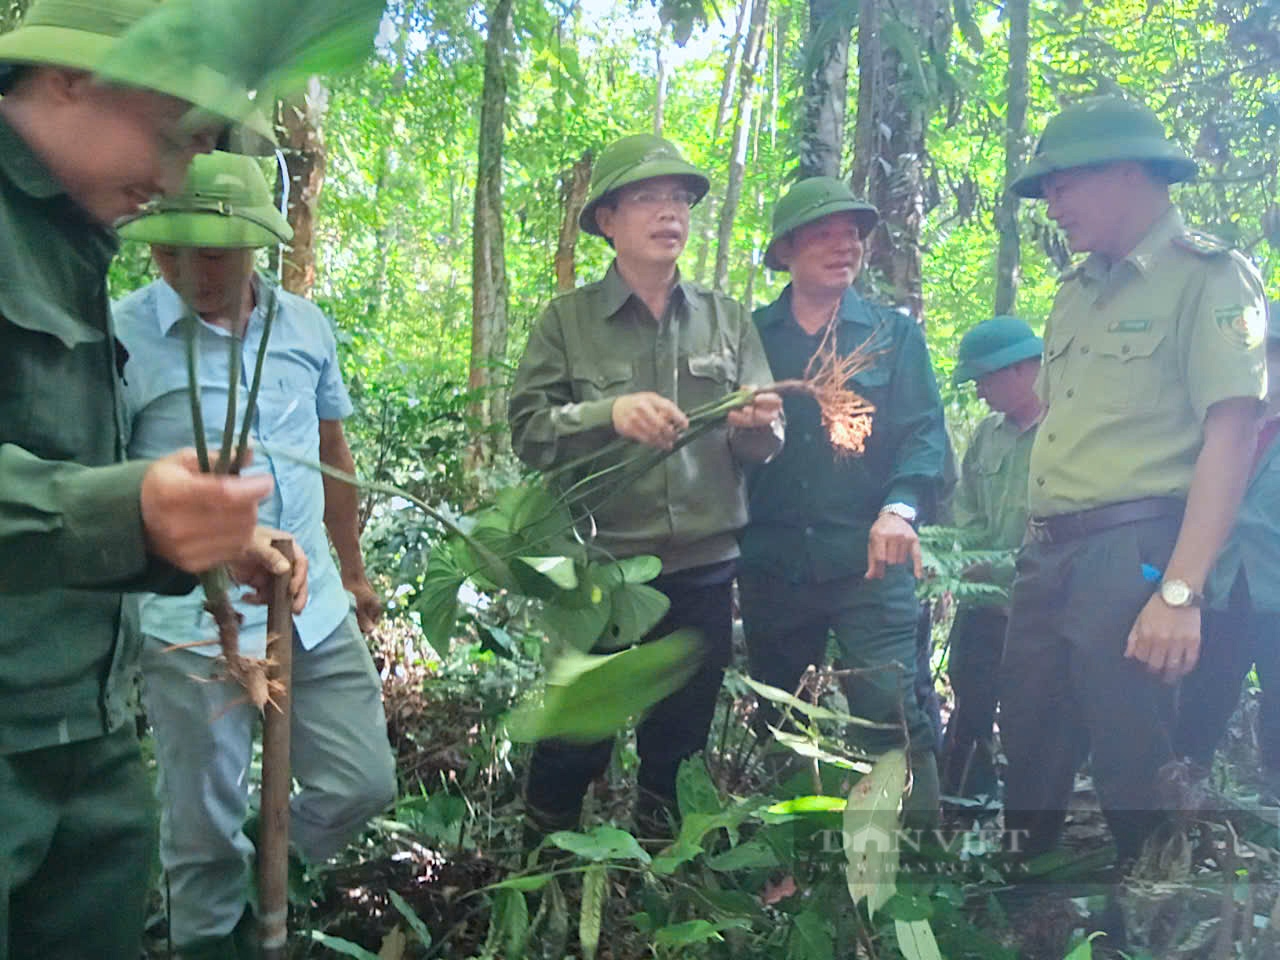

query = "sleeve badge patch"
[1214, 303, 1266, 349]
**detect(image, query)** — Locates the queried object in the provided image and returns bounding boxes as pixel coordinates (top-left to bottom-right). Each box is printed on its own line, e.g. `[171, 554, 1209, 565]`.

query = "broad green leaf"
[706, 839, 780, 872]
[787, 908, 834, 960]
[486, 874, 555, 892]
[537, 595, 612, 654]
[598, 581, 670, 651]
[676, 756, 721, 817]
[595, 555, 663, 586]
[516, 555, 578, 589]
[844, 750, 908, 920]
[654, 919, 724, 948]
[415, 544, 463, 659]
[489, 887, 528, 958]
[741, 673, 900, 731]
[649, 838, 705, 875]
[894, 918, 943, 960]
[548, 825, 650, 863]
[579, 864, 606, 960]
[387, 890, 432, 947]
[307, 931, 381, 959]
[766, 795, 847, 815]
[505, 629, 701, 743]
[770, 729, 873, 771]
[1062, 932, 1106, 960]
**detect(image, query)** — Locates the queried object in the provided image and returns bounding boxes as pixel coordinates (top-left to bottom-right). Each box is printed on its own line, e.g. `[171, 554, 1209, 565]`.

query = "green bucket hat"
[764, 176, 880, 272]
[1011, 95, 1196, 199]
[0, 0, 275, 152]
[953, 316, 1043, 386]
[117, 150, 292, 247]
[579, 134, 709, 238]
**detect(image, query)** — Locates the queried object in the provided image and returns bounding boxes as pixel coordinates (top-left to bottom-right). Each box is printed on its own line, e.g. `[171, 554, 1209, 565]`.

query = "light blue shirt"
[115, 274, 353, 657]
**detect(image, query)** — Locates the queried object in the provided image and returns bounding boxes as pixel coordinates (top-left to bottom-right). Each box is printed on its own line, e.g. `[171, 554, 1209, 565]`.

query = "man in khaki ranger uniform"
[509, 134, 783, 834]
[0, 3, 304, 958]
[940, 316, 1042, 801]
[1001, 95, 1266, 866]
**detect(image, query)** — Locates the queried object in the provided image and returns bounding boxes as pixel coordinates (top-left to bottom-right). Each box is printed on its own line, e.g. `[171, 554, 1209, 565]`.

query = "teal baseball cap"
[953, 316, 1044, 386]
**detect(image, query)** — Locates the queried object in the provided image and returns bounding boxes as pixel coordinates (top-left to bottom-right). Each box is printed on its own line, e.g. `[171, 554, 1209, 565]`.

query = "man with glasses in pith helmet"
[1001, 95, 1266, 868]
[509, 133, 783, 837]
[112, 151, 397, 959]
[0, 3, 304, 956]
[737, 176, 947, 827]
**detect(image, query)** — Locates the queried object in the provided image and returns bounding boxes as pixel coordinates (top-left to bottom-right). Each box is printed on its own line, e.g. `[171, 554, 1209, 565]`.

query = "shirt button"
[1121, 344, 1131, 355]
[804, 526, 815, 537]
[1036, 477, 1045, 486]
[1080, 345, 1090, 355]
[1066, 388, 1074, 398]
[1048, 433, 1056, 442]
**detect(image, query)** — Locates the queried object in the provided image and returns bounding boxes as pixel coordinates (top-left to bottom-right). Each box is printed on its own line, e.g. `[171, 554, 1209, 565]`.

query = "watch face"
[1161, 580, 1191, 607]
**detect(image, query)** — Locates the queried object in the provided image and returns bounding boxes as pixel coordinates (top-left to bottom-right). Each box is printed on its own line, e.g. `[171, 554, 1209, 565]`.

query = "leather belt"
[1026, 497, 1184, 545]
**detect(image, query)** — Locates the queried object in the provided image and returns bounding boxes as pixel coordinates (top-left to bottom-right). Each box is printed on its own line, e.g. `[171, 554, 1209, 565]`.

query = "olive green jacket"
[508, 264, 781, 573]
[952, 412, 1037, 592]
[739, 286, 947, 583]
[1207, 429, 1280, 611]
[0, 116, 191, 755]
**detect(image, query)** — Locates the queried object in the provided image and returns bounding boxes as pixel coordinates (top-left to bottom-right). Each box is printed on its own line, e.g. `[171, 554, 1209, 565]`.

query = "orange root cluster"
[773, 319, 882, 457]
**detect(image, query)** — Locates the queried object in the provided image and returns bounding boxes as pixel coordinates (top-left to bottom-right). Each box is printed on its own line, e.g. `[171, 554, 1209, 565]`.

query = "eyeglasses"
[619, 188, 697, 209]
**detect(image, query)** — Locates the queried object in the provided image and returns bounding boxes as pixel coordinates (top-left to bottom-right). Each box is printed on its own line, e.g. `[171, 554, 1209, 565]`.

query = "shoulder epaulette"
[1058, 261, 1087, 283]
[1172, 230, 1230, 257]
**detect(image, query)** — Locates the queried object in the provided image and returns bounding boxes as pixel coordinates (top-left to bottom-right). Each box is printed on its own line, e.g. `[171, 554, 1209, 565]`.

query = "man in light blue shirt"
[114, 152, 395, 958]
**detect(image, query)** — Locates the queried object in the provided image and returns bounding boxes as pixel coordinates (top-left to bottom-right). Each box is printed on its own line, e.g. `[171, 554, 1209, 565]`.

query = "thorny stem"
[216, 330, 242, 476]
[234, 290, 278, 473]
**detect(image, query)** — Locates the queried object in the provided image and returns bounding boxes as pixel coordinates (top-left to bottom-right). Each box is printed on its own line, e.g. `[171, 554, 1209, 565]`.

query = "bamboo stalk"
[258, 538, 295, 959]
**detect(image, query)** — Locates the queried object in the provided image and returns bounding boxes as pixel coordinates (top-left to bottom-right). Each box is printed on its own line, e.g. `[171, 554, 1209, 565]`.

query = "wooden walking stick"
[259, 538, 295, 959]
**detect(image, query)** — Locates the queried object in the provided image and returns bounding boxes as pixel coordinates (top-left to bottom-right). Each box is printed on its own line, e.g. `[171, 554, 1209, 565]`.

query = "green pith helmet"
[579, 134, 709, 238]
[1011, 95, 1196, 199]
[764, 176, 880, 271]
[0, 0, 275, 152]
[117, 151, 292, 247]
[953, 316, 1044, 386]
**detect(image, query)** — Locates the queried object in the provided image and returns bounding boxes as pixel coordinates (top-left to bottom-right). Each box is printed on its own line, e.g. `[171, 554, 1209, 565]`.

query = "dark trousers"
[1, 725, 155, 960]
[915, 601, 944, 753]
[1000, 515, 1178, 863]
[524, 567, 733, 828]
[1174, 573, 1280, 771]
[941, 604, 1008, 798]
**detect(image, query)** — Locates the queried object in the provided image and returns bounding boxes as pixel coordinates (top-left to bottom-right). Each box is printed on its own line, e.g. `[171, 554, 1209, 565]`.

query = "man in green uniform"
[738, 176, 948, 826]
[509, 134, 783, 834]
[1002, 95, 1266, 865]
[1173, 308, 1280, 791]
[0, 3, 303, 957]
[940, 316, 1042, 801]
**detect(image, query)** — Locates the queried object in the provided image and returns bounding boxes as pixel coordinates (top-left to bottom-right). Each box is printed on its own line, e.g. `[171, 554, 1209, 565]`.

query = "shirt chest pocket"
[1092, 328, 1168, 412]
[572, 361, 634, 402]
[681, 352, 735, 410]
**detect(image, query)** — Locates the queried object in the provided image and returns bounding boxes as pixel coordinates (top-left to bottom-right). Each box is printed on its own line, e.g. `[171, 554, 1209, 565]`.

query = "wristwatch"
[879, 502, 918, 525]
[1159, 578, 1203, 608]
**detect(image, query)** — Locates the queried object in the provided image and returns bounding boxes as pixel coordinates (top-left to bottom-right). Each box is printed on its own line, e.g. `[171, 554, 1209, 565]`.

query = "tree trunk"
[653, 37, 667, 136]
[798, 0, 851, 179]
[994, 0, 1029, 316]
[714, 0, 769, 293]
[849, 0, 879, 199]
[276, 79, 329, 298]
[554, 152, 593, 292]
[469, 0, 514, 461]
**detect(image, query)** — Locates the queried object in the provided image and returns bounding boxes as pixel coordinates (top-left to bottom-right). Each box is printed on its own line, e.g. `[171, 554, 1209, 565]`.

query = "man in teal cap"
[114, 152, 396, 959]
[737, 175, 947, 826]
[509, 133, 783, 834]
[1174, 304, 1280, 794]
[1001, 95, 1265, 865]
[940, 316, 1042, 801]
[0, 2, 302, 957]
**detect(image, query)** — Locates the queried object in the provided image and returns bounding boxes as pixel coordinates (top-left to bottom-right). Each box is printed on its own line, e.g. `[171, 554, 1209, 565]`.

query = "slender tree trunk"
[554, 152, 593, 292]
[276, 79, 328, 297]
[849, 0, 879, 198]
[469, 0, 514, 460]
[798, 0, 850, 179]
[994, 0, 1029, 316]
[714, 0, 769, 293]
[653, 37, 667, 136]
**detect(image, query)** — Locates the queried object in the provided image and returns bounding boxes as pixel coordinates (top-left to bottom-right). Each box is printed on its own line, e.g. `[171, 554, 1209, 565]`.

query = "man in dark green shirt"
[0, 3, 303, 956]
[510, 134, 782, 835]
[738, 176, 947, 826]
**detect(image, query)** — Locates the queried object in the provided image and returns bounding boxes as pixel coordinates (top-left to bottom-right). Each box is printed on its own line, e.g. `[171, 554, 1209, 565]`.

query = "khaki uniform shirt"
[508, 263, 781, 573]
[0, 116, 191, 754]
[953, 411, 1037, 591]
[1031, 207, 1266, 516]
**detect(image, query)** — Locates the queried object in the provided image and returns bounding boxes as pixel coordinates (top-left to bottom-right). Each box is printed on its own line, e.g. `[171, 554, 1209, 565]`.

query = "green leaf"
[516, 555, 579, 589]
[1062, 932, 1106, 960]
[307, 931, 381, 959]
[953, 0, 984, 53]
[766, 795, 847, 815]
[676, 756, 722, 817]
[489, 887, 529, 958]
[894, 918, 943, 960]
[579, 864, 606, 960]
[387, 890, 433, 947]
[548, 825, 650, 863]
[787, 908, 834, 960]
[706, 839, 780, 872]
[414, 544, 463, 659]
[844, 750, 908, 921]
[770, 729, 874, 771]
[505, 629, 701, 743]
[740, 673, 900, 730]
[598, 580, 670, 651]
[486, 874, 555, 892]
[654, 919, 724, 947]
[595, 555, 663, 586]
[537, 595, 612, 654]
